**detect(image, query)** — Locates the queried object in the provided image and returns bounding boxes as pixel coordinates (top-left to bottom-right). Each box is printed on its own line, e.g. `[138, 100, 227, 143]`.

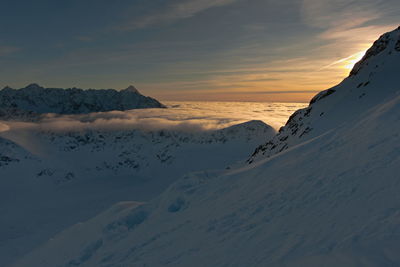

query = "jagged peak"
[0, 84, 165, 116]
[1, 86, 13, 91]
[123, 85, 139, 93]
[350, 26, 400, 76]
[25, 83, 44, 90]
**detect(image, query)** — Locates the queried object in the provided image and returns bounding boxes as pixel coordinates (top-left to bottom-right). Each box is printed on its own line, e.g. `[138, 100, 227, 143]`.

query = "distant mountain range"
[10, 27, 400, 267]
[0, 84, 165, 119]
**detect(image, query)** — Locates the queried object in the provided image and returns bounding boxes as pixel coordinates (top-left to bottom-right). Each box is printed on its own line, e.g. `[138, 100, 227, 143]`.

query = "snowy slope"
[0, 120, 275, 266]
[249, 26, 400, 163]
[13, 27, 400, 267]
[0, 84, 165, 119]
[0, 137, 35, 167]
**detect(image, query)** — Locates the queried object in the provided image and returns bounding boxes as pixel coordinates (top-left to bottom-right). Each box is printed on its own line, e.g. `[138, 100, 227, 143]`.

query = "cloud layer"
[0, 101, 307, 135]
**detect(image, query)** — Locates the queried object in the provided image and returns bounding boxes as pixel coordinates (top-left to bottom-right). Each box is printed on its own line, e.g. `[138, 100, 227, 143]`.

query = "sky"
[0, 0, 399, 102]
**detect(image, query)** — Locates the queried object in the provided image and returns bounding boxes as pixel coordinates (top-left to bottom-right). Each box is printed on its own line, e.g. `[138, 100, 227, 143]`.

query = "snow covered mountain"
[13, 27, 400, 267]
[0, 84, 165, 119]
[0, 120, 275, 266]
[248, 26, 400, 163]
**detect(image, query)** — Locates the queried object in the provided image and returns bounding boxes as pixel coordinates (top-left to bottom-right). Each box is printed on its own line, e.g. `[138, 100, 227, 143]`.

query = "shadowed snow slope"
[0, 120, 275, 266]
[13, 28, 400, 267]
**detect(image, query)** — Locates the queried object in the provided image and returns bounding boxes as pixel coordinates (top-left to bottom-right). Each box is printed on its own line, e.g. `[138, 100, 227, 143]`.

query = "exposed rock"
[0, 84, 165, 119]
[248, 26, 400, 164]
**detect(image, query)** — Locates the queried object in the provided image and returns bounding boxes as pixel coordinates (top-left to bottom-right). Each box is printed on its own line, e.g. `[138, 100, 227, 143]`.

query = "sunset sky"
[1, 0, 399, 102]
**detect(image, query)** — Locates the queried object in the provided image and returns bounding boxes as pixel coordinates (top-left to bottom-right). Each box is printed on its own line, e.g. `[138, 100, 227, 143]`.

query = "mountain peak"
[123, 85, 139, 93]
[248, 26, 400, 163]
[350, 26, 400, 76]
[0, 85, 165, 117]
[25, 83, 44, 90]
[1, 86, 13, 91]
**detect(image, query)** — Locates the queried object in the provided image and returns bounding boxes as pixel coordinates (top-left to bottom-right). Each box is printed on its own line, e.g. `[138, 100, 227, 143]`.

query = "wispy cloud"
[0, 45, 19, 57]
[300, 0, 397, 43]
[301, 0, 398, 73]
[118, 0, 238, 31]
[75, 36, 93, 42]
[301, 0, 383, 30]
[0, 122, 10, 132]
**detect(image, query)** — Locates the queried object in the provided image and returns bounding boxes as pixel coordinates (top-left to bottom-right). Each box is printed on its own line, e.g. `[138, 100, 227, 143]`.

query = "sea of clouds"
[0, 101, 307, 134]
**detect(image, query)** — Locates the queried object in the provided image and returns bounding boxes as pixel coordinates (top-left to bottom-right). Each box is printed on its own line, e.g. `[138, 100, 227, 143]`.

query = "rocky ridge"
[0, 84, 165, 119]
[248, 26, 400, 163]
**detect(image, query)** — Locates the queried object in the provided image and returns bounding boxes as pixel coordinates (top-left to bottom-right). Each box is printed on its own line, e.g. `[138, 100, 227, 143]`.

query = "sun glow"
[343, 50, 367, 70]
[319, 49, 368, 72]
